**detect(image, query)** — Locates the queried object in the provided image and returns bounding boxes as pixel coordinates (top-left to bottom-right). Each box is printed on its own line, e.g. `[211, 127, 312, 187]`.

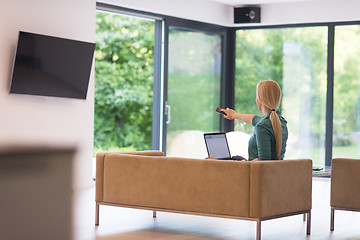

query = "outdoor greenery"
[332, 25, 360, 159]
[94, 12, 154, 154]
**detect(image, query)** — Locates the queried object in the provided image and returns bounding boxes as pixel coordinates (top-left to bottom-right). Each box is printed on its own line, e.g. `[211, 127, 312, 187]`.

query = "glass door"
[164, 28, 222, 158]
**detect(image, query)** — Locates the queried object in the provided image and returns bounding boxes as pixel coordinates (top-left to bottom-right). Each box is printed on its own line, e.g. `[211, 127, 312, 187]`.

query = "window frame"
[96, 2, 233, 153]
[235, 21, 360, 166]
[96, 2, 360, 165]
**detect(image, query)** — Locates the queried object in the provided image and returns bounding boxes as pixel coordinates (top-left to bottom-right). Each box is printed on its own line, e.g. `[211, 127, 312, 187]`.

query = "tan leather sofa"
[95, 151, 312, 240]
[331, 158, 360, 231]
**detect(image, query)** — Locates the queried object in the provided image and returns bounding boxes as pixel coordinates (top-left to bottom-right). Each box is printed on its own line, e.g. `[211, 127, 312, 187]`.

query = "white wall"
[0, 0, 95, 189]
[98, 0, 233, 26]
[101, 0, 360, 27]
[259, 0, 360, 26]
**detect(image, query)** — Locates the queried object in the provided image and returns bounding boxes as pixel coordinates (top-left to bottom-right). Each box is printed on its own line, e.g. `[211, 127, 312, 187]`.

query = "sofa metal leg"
[153, 210, 157, 218]
[306, 211, 311, 235]
[330, 207, 335, 231]
[95, 203, 100, 226]
[303, 213, 306, 221]
[256, 219, 261, 240]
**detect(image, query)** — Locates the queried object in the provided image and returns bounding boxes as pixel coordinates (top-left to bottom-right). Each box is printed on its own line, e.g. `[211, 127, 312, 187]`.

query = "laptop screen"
[204, 133, 231, 160]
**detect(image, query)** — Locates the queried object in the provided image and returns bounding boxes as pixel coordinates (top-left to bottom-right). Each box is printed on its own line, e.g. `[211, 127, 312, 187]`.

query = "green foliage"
[93, 146, 137, 157]
[94, 12, 154, 153]
[235, 27, 328, 141]
[333, 25, 360, 147]
[167, 73, 220, 133]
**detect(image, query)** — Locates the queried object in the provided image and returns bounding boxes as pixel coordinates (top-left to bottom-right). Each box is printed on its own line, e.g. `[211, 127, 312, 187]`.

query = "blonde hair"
[256, 80, 282, 159]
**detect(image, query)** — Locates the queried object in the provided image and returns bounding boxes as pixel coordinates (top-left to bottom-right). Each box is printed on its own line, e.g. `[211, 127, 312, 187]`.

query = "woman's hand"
[223, 108, 237, 120]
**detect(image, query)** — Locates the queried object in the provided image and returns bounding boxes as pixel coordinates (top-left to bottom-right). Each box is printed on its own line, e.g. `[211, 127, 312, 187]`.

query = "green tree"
[94, 12, 154, 154]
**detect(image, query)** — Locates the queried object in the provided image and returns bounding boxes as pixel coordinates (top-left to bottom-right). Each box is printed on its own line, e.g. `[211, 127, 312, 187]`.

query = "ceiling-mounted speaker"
[234, 7, 261, 23]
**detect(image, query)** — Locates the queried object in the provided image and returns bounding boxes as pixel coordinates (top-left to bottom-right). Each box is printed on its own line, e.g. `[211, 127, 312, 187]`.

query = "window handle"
[165, 102, 171, 124]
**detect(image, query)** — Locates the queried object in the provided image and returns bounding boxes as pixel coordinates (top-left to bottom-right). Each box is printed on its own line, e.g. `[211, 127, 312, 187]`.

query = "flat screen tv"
[10, 31, 95, 99]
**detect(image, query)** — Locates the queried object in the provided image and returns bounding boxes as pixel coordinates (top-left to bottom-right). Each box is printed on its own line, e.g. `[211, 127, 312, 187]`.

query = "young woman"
[221, 80, 288, 161]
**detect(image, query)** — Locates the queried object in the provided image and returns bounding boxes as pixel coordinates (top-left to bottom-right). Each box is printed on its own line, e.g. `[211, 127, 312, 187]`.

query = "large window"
[166, 29, 222, 158]
[333, 25, 360, 159]
[94, 11, 155, 154]
[95, 3, 360, 166]
[235, 27, 328, 165]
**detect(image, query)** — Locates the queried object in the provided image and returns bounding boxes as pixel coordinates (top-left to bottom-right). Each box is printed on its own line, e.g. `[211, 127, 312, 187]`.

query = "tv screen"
[10, 31, 95, 99]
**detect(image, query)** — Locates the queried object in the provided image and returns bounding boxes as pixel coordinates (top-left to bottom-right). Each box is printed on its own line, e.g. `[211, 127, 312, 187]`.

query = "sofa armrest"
[249, 159, 312, 218]
[95, 151, 164, 202]
[331, 158, 360, 209]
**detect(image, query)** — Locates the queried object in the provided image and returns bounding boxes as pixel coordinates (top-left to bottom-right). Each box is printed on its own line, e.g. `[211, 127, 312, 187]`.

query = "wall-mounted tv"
[10, 31, 95, 99]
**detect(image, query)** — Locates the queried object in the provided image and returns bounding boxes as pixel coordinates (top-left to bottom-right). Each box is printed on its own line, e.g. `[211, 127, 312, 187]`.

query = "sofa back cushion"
[102, 154, 251, 217]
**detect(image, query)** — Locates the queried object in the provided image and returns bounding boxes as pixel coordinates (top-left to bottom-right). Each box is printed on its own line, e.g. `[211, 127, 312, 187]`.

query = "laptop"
[204, 132, 232, 160]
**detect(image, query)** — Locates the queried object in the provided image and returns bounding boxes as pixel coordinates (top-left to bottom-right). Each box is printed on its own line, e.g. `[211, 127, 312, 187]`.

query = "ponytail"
[257, 81, 282, 159]
[269, 110, 282, 159]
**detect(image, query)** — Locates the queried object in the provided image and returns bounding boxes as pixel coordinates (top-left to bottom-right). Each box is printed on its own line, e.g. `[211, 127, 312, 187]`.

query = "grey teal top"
[248, 110, 288, 161]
